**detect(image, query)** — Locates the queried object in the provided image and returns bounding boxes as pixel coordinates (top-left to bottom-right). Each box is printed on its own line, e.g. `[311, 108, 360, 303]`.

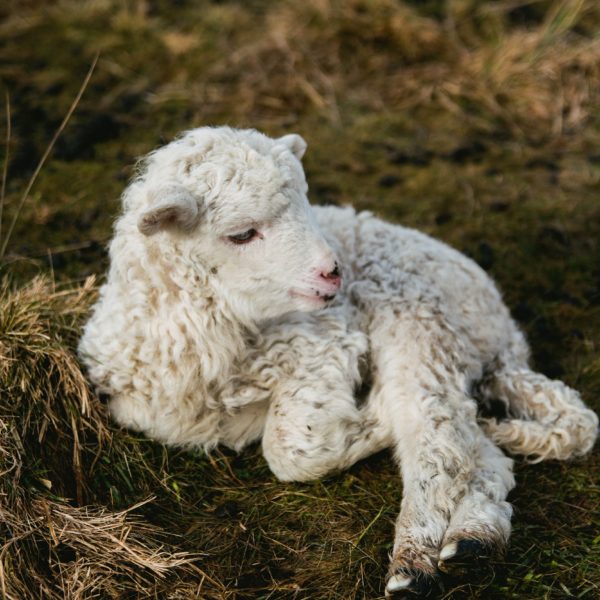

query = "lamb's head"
[128, 127, 340, 323]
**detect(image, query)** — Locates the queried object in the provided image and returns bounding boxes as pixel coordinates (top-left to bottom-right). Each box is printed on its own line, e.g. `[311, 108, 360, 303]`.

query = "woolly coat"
[79, 127, 598, 596]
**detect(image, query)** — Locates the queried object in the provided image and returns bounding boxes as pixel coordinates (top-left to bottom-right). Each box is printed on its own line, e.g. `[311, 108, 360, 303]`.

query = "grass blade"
[0, 53, 99, 262]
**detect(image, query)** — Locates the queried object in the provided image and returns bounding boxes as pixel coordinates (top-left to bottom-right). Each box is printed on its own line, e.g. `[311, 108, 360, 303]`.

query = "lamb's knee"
[262, 433, 331, 482]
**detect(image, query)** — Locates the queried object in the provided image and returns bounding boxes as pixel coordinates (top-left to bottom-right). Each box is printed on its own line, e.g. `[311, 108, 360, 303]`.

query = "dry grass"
[195, 0, 600, 138]
[0, 277, 105, 502]
[0, 278, 214, 599]
[0, 0, 599, 598]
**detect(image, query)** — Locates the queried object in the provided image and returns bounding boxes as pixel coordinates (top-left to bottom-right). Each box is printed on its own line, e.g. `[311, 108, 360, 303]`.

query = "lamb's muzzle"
[319, 261, 341, 287]
[311, 257, 342, 300]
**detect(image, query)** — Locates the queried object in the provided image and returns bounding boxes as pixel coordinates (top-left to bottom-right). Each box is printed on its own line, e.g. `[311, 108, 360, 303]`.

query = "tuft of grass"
[0, 278, 215, 599]
[0, 276, 105, 502]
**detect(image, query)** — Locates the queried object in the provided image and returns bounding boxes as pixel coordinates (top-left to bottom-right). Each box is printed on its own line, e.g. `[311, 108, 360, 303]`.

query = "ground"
[0, 1, 599, 598]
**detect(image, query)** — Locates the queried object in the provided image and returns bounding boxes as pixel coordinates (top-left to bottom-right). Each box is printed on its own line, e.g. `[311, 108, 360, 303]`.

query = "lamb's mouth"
[290, 289, 336, 304]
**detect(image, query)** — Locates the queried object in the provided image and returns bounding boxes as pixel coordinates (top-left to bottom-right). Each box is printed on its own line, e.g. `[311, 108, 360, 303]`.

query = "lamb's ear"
[277, 134, 307, 160]
[138, 185, 200, 236]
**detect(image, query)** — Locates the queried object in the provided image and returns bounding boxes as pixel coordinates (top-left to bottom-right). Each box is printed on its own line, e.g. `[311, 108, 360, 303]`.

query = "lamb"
[79, 126, 598, 597]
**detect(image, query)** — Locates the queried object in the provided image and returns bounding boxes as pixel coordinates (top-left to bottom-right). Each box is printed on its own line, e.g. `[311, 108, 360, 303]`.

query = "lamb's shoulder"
[356, 211, 490, 290]
[313, 205, 482, 281]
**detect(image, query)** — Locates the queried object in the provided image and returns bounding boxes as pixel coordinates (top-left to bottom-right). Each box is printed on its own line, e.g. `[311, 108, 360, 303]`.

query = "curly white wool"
[79, 126, 598, 594]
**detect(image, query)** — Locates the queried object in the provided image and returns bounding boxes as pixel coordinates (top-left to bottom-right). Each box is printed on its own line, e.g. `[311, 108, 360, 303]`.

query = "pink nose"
[319, 262, 341, 288]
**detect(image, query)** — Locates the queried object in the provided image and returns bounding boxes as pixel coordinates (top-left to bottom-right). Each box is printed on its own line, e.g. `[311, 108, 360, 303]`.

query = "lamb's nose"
[319, 262, 341, 287]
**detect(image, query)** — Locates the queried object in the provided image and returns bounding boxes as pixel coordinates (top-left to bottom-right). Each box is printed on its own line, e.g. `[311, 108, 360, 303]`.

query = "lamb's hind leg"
[479, 362, 598, 461]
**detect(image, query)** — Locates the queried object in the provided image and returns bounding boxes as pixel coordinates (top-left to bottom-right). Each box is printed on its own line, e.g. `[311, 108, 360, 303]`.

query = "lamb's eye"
[228, 228, 258, 245]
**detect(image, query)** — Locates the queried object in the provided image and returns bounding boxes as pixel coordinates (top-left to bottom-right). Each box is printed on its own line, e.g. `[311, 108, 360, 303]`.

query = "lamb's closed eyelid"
[225, 228, 264, 246]
[219, 220, 262, 238]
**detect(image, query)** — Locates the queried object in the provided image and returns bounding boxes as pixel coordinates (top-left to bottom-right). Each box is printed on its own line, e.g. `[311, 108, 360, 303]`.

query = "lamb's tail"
[478, 367, 598, 462]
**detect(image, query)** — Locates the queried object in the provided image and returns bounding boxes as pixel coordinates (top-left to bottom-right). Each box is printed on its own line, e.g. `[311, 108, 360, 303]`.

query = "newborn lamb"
[79, 126, 598, 597]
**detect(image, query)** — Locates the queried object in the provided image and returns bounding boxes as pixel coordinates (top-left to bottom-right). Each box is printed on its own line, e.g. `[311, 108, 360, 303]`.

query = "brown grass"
[196, 0, 600, 139]
[0, 278, 215, 599]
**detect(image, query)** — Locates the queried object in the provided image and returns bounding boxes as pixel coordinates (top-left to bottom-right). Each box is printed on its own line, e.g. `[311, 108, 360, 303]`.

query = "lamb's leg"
[380, 382, 481, 597]
[364, 308, 511, 596]
[479, 365, 598, 461]
[262, 375, 392, 482]
[438, 362, 599, 577]
[437, 431, 514, 577]
[224, 312, 393, 478]
[384, 406, 515, 595]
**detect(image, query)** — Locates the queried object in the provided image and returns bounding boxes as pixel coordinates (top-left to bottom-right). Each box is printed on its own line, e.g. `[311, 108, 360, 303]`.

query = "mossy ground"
[0, 1, 599, 598]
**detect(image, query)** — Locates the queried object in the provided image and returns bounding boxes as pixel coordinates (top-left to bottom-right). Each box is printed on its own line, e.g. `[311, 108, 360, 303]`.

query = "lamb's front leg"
[382, 383, 480, 597]
[366, 308, 499, 596]
[234, 312, 393, 480]
[383, 390, 515, 596]
[437, 432, 514, 577]
[262, 375, 392, 482]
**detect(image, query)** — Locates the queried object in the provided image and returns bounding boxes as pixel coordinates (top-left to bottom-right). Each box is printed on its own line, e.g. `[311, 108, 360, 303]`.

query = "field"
[0, 0, 599, 598]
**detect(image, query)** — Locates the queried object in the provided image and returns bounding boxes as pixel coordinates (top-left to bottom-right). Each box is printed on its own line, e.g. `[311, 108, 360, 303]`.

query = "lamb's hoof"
[437, 539, 490, 577]
[385, 569, 437, 598]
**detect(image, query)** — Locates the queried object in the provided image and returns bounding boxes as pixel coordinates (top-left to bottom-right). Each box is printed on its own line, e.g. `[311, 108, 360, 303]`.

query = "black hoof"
[438, 539, 492, 577]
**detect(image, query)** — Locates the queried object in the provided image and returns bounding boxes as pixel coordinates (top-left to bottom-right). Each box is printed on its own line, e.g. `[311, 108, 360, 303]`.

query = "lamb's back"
[314, 205, 519, 365]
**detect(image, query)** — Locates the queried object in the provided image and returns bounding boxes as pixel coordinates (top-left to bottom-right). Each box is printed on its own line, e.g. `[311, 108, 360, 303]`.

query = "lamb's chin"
[289, 291, 332, 312]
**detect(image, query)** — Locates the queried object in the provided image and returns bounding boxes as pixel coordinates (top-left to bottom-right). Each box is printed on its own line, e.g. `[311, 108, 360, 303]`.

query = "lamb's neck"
[110, 234, 254, 387]
[151, 260, 255, 387]
[183, 291, 254, 386]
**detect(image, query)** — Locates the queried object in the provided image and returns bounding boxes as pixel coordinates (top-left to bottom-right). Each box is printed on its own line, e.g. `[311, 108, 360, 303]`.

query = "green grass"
[0, 0, 599, 598]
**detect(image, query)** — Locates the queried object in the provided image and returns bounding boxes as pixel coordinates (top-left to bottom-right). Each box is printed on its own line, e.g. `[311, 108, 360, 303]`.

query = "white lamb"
[79, 126, 598, 597]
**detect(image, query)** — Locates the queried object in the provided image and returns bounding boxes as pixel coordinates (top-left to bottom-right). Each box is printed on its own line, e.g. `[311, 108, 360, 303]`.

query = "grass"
[0, 0, 599, 598]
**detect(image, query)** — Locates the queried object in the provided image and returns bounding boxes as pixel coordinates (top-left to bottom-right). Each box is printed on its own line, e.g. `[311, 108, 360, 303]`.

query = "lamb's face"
[135, 127, 341, 323]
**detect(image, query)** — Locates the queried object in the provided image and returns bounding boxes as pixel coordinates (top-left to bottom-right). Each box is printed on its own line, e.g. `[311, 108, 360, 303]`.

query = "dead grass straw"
[203, 0, 599, 139]
[0, 54, 98, 261]
[0, 277, 214, 599]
